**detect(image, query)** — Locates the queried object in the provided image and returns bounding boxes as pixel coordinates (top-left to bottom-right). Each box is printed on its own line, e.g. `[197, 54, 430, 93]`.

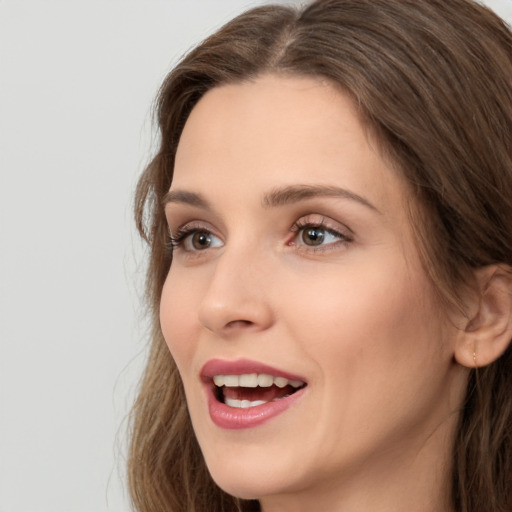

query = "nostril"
[226, 319, 254, 328]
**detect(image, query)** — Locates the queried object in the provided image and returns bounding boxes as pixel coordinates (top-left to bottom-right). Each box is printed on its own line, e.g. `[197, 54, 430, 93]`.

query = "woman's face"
[161, 75, 467, 509]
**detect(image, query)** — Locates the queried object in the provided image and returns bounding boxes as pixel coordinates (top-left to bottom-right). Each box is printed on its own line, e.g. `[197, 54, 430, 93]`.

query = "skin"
[160, 74, 469, 512]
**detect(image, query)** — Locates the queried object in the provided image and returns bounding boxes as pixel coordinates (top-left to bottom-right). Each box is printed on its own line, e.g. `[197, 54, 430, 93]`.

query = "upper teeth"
[213, 373, 304, 388]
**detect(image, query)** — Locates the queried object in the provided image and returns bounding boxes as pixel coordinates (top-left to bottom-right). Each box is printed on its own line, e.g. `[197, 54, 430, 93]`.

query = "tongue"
[223, 385, 295, 402]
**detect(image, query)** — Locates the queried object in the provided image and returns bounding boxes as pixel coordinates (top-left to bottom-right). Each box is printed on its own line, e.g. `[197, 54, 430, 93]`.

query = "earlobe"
[454, 265, 512, 368]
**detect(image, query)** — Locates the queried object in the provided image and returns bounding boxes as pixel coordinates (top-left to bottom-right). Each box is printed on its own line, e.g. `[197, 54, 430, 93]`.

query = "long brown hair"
[129, 1, 512, 511]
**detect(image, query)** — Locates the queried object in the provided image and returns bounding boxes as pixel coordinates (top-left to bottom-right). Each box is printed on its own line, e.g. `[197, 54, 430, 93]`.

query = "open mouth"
[212, 373, 307, 409]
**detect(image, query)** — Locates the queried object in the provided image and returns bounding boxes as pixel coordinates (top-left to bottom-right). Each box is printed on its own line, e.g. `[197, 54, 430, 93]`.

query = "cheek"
[276, 260, 453, 471]
[284, 256, 446, 409]
[285, 257, 428, 349]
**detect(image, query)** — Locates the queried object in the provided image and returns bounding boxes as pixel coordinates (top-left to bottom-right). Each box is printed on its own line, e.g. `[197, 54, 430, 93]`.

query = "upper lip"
[200, 358, 307, 384]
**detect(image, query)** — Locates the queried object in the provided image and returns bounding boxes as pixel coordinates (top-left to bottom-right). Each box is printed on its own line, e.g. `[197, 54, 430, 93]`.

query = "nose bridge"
[198, 240, 274, 334]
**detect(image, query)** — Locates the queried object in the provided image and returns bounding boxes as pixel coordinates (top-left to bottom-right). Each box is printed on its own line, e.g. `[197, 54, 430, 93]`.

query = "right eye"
[171, 228, 223, 252]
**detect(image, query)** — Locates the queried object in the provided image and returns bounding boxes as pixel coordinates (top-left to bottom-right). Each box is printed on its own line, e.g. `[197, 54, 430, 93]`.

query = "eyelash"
[289, 217, 352, 252]
[168, 223, 214, 251]
[167, 216, 352, 255]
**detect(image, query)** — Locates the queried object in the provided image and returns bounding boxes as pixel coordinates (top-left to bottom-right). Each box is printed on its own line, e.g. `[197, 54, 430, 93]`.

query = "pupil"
[192, 231, 211, 249]
[303, 227, 324, 246]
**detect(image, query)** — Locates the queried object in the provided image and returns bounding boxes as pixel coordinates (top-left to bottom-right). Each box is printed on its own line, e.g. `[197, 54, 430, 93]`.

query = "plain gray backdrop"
[1, 1, 511, 511]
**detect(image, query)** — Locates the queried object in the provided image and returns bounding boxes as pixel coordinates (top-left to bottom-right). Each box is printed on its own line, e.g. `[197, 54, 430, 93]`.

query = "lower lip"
[206, 386, 306, 429]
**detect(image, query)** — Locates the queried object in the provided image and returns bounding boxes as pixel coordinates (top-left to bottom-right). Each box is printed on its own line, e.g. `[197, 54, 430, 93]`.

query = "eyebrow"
[163, 190, 212, 210]
[163, 184, 380, 213]
[262, 184, 380, 212]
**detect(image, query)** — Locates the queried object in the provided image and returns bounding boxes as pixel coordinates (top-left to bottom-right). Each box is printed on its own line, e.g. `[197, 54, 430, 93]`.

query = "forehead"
[173, 74, 408, 214]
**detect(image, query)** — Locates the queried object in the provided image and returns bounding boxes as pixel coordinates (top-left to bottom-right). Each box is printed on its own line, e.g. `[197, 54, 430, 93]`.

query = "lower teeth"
[223, 393, 294, 409]
[224, 398, 267, 408]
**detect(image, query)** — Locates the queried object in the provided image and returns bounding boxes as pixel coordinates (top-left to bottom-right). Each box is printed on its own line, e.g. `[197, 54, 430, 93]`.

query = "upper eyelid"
[293, 214, 353, 235]
[165, 206, 227, 237]
[168, 219, 217, 236]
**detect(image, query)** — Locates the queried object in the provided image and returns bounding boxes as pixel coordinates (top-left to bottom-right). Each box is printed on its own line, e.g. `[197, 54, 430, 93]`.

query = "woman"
[129, 1, 512, 511]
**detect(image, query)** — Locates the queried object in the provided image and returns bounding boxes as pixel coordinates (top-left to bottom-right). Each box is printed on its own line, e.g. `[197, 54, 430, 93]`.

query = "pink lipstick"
[201, 358, 307, 429]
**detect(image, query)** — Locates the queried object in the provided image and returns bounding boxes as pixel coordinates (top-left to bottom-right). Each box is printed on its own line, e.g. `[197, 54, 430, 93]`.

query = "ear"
[454, 265, 512, 368]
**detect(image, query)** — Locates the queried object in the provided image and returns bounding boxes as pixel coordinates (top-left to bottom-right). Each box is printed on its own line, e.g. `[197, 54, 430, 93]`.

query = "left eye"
[176, 230, 223, 252]
[296, 226, 344, 246]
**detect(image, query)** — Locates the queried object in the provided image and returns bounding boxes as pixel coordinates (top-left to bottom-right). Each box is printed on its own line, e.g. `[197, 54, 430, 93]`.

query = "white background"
[1, 1, 511, 511]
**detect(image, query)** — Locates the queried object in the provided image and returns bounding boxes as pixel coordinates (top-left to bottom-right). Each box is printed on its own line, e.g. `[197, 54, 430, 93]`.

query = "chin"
[200, 440, 311, 501]
[208, 466, 286, 501]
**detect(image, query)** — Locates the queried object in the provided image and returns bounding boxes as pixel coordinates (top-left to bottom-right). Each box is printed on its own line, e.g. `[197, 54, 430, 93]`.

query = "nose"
[197, 246, 275, 336]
